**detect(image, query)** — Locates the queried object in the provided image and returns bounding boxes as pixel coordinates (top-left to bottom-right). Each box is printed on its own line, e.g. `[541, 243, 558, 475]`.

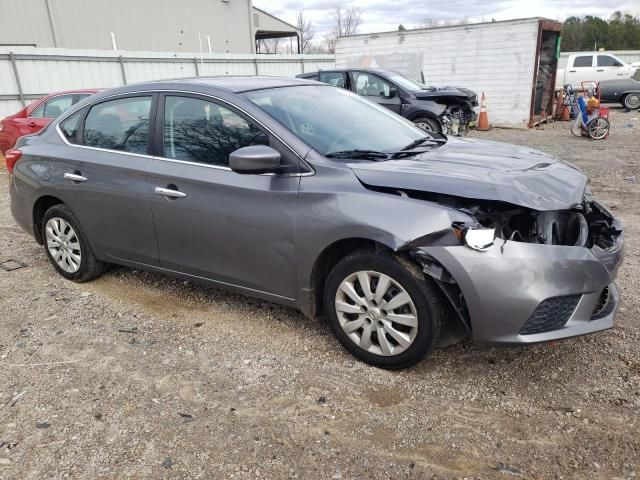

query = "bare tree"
[257, 38, 282, 54]
[296, 11, 314, 53]
[325, 3, 362, 53]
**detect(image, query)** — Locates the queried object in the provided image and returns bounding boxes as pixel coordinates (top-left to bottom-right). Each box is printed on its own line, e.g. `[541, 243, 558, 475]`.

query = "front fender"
[296, 162, 472, 299]
[404, 100, 447, 121]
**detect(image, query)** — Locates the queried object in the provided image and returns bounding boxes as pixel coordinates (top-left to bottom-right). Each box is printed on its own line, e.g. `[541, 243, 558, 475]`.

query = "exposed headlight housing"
[453, 223, 496, 251]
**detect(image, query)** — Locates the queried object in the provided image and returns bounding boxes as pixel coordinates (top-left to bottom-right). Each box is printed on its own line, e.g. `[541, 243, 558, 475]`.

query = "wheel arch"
[308, 237, 393, 318]
[406, 110, 441, 123]
[33, 195, 65, 244]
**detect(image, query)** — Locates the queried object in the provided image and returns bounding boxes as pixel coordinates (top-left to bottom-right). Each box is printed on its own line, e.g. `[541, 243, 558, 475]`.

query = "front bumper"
[420, 233, 624, 345]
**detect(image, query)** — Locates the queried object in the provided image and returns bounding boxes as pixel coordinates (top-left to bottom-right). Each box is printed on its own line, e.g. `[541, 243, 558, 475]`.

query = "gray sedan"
[7, 77, 624, 368]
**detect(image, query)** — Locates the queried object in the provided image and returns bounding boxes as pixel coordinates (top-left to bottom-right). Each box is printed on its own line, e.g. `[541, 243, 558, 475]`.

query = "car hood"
[413, 86, 478, 103]
[349, 137, 588, 211]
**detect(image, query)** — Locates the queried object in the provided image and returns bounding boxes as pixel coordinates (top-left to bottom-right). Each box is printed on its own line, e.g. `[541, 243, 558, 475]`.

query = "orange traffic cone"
[476, 92, 490, 131]
[560, 105, 570, 121]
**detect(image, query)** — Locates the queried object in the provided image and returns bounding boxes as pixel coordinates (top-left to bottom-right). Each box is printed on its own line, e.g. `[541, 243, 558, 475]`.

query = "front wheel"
[623, 92, 640, 110]
[42, 204, 106, 282]
[324, 251, 443, 369]
[413, 116, 441, 133]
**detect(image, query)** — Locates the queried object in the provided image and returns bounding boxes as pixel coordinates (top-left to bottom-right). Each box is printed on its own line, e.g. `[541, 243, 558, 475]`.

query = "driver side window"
[352, 72, 392, 97]
[162, 95, 270, 167]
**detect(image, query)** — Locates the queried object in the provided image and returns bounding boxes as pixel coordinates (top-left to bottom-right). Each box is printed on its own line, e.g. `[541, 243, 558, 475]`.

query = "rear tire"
[324, 250, 443, 369]
[623, 92, 640, 110]
[42, 204, 106, 282]
[413, 116, 441, 133]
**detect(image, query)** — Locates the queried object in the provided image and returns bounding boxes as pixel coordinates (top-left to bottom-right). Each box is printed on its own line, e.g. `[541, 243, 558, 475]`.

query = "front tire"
[413, 116, 441, 133]
[324, 250, 443, 369]
[623, 92, 640, 110]
[42, 204, 106, 282]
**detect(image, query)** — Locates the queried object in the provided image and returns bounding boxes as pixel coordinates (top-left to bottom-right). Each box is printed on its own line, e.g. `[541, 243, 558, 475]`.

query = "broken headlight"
[453, 223, 496, 251]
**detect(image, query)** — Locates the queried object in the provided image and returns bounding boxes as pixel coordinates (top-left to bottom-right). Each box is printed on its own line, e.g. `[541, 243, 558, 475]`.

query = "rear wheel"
[42, 204, 106, 282]
[413, 116, 441, 133]
[623, 92, 640, 110]
[324, 250, 443, 369]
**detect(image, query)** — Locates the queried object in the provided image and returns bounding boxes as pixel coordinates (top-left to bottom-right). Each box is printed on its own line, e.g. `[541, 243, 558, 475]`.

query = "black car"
[297, 68, 478, 135]
[599, 69, 640, 110]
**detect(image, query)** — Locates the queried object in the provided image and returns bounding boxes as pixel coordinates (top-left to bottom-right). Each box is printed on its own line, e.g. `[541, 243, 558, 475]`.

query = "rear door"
[566, 55, 595, 87]
[349, 71, 401, 113]
[148, 93, 300, 298]
[46, 94, 159, 266]
[24, 94, 75, 135]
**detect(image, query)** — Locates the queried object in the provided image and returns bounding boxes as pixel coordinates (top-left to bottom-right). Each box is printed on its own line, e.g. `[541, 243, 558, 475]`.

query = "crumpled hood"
[349, 137, 588, 211]
[414, 86, 478, 104]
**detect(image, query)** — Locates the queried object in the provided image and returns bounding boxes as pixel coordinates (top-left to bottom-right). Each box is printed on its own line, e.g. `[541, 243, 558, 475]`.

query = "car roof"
[100, 76, 319, 96]
[42, 89, 101, 98]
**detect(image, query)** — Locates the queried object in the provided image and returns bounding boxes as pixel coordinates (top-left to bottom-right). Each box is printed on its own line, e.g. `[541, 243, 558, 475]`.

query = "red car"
[0, 89, 99, 154]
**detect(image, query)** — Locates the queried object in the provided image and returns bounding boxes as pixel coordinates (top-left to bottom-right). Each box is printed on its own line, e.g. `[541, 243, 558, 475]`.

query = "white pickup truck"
[556, 52, 638, 89]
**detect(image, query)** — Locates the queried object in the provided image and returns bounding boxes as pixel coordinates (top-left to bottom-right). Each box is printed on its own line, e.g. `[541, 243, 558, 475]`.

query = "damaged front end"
[400, 189, 624, 345]
[439, 103, 477, 136]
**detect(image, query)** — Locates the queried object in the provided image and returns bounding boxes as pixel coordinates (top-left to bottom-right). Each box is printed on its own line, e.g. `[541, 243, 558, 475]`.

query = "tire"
[623, 92, 640, 110]
[42, 204, 106, 282]
[324, 250, 443, 369]
[412, 116, 441, 133]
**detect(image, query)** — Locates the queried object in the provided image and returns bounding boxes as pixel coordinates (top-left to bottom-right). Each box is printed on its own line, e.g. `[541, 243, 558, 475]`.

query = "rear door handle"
[64, 172, 87, 182]
[596, 69, 604, 72]
[155, 186, 187, 198]
[569, 70, 577, 73]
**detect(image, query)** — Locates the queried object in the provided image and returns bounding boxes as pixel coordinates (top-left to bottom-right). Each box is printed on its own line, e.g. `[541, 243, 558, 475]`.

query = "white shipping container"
[336, 17, 563, 127]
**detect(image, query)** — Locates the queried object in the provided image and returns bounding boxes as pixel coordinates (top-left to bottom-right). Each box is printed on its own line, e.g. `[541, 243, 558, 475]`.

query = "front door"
[149, 94, 300, 299]
[350, 71, 402, 113]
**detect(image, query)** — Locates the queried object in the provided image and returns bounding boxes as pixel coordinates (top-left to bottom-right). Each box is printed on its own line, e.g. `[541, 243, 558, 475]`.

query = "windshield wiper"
[325, 149, 389, 160]
[400, 136, 447, 151]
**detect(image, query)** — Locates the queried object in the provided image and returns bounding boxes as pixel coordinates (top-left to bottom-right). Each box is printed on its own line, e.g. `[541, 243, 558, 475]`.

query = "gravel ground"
[0, 108, 639, 479]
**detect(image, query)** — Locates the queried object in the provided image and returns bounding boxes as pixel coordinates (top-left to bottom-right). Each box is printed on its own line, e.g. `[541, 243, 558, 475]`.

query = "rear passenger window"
[319, 72, 347, 88]
[59, 110, 83, 142]
[82, 96, 152, 154]
[573, 56, 593, 68]
[163, 95, 269, 167]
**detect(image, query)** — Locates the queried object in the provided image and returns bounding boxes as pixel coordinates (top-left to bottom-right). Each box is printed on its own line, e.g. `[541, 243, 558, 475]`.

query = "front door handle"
[27, 121, 37, 127]
[596, 69, 604, 72]
[155, 186, 187, 198]
[64, 172, 87, 182]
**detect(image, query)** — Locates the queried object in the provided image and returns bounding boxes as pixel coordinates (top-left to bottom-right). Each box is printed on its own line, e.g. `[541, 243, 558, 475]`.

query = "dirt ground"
[0, 108, 639, 480]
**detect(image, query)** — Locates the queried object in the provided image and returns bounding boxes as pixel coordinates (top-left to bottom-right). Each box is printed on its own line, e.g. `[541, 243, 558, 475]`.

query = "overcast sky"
[253, 0, 640, 36]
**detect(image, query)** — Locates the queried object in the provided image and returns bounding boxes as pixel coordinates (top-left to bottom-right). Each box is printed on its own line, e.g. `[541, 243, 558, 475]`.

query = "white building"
[0, 0, 300, 54]
[336, 18, 563, 127]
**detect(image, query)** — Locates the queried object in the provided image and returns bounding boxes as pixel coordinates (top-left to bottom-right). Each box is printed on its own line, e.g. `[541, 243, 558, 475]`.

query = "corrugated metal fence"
[0, 47, 335, 118]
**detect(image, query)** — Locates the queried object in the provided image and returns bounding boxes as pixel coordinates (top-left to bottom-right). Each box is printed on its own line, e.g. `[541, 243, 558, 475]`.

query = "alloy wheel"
[335, 270, 418, 356]
[45, 217, 82, 273]
[415, 121, 434, 132]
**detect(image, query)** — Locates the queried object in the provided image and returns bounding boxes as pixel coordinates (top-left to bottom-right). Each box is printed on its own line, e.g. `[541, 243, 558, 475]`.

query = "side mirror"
[385, 88, 398, 99]
[229, 145, 281, 174]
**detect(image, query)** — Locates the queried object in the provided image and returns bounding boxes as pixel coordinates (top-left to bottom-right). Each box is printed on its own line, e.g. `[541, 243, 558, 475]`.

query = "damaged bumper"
[418, 231, 623, 345]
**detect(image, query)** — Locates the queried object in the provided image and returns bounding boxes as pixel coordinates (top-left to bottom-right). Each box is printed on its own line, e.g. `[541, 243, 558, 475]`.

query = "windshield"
[386, 72, 428, 91]
[243, 85, 431, 156]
